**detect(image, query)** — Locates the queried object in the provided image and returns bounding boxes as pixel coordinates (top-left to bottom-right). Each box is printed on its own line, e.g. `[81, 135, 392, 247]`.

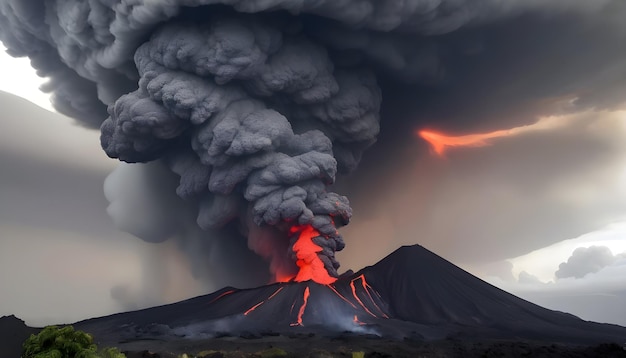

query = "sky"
[0, 44, 209, 324]
[1, 2, 626, 328]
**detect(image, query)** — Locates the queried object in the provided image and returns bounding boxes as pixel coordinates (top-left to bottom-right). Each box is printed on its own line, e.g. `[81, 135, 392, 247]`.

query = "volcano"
[53, 244, 624, 352]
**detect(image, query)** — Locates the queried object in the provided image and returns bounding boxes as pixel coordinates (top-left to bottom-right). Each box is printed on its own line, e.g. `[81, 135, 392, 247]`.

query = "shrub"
[22, 325, 125, 358]
[258, 347, 288, 357]
[99, 347, 126, 358]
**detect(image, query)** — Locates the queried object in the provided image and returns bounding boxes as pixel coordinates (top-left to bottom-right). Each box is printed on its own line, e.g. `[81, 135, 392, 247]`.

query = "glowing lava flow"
[237, 275, 388, 327]
[290, 225, 337, 285]
[356, 275, 388, 318]
[244, 286, 284, 316]
[350, 276, 376, 317]
[353, 315, 366, 326]
[290, 286, 311, 326]
[208, 289, 235, 304]
[327, 284, 357, 309]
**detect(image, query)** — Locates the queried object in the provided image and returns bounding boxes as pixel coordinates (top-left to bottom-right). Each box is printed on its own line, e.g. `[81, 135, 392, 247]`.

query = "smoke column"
[1, 1, 624, 286]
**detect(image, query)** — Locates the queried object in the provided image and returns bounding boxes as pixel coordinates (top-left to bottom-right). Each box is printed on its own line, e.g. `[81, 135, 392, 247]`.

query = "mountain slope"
[360, 245, 626, 343]
[68, 244, 626, 348]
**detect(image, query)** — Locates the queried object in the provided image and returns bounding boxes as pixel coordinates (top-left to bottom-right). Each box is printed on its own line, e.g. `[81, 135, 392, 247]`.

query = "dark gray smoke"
[98, 11, 381, 277]
[1, 1, 625, 285]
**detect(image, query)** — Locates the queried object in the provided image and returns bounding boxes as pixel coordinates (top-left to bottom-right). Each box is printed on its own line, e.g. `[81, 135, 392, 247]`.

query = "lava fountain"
[289, 225, 338, 285]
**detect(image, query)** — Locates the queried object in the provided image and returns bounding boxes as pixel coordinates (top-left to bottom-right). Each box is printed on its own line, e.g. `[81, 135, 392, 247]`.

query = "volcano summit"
[65, 245, 626, 352]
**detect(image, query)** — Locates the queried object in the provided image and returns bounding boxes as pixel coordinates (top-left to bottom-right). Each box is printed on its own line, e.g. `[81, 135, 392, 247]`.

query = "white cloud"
[481, 244, 626, 326]
[518, 271, 543, 285]
[555, 246, 619, 279]
[485, 263, 626, 326]
[508, 222, 626, 282]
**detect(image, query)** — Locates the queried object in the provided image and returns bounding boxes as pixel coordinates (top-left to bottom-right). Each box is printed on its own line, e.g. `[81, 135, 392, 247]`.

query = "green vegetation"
[178, 347, 288, 358]
[99, 347, 126, 358]
[351, 352, 365, 358]
[258, 347, 287, 358]
[22, 325, 125, 358]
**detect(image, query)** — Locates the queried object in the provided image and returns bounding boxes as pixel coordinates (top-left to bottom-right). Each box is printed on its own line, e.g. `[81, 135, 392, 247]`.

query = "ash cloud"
[104, 161, 270, 289]
[1, 1, 626, 287]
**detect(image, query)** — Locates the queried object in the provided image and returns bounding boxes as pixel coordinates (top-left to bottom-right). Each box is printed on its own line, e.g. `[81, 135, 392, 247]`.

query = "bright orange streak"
[418, 117, 564, 157]
[353, 315, 366, 326]
[290, 225, 337, 285]
[290, 286, 311, 327]
[357, 275, 389, 318]
[267, 286, 284, 300]
[350, 276, 377, 317]
[418, 128, 515, 157]
[243, 287, 284, 316]
[208, 289, 235, 304]
[327, 284, 357, 309]
[244, 301, 265, 316]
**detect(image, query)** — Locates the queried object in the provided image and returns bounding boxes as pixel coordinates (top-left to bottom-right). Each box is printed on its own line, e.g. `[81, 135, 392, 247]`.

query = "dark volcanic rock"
[76, 277, 393, 346]
[7, 244, 626, 354]
[360, 245, 626, 344]
[0, 315, 39, 358]
[359, 245, 626, 343]
[71, 245, 626, 348]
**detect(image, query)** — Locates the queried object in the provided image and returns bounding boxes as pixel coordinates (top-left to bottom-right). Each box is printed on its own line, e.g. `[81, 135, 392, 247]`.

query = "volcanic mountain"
[64, 244, 626, 349]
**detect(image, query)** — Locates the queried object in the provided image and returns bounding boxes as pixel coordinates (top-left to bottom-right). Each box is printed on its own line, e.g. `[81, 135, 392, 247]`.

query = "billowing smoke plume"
[97, 11, 383, 279]
[1, 1, 625, 286]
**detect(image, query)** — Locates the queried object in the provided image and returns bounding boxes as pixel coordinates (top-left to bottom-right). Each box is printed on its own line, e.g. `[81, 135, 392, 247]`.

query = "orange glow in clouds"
[418, 128, 515, 156]
[418, 117, 563, 157]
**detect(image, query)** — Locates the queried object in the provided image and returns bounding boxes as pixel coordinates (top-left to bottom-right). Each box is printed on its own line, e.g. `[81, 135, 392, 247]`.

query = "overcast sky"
[0, 44, 208, 324]
[1, 2, 626, 328]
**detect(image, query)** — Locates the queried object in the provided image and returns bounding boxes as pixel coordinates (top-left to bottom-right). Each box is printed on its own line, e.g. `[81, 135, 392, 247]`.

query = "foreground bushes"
[22, 325, 125, 358]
